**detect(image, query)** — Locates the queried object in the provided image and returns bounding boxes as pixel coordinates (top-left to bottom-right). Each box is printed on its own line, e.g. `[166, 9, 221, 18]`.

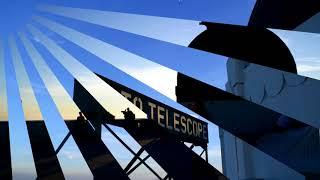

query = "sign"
[97, 74, 209, 145]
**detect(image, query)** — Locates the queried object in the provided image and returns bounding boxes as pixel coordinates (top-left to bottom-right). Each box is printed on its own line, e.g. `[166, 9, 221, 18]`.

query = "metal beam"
[124, 147, 145, 173]
[26, 122, 65, 179]
[55, 132, 71, 155]
[127, 155, 151, 175]
[65, 120, 129, 180]
[103, 123, 162, 179]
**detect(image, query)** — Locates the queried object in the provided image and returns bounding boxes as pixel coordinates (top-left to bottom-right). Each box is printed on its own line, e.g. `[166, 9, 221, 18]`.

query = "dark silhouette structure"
[26, 121, 65, 180]
[122, 108, 135, 121]
[0, 1, 318, 179]
[73, 77, 225, 180]
[76, 112, 85, 121]
[176, 0, 320, 179]
[64, 119, 129, 180]
[0, 122, 12, 179]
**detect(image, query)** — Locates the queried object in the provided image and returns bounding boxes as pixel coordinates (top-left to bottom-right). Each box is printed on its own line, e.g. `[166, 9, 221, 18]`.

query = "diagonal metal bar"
[205, 147, 208, 163]
[124, 147, 145, 173]
[9, 36, 65, 180]
[76, 76, 226, 179]
[55, 132, 71, 155]
[163, 174, 171, 180]
[103, 123, 162, 180]
[199, 149, 205, 157]
[19, 32, 129, 180]
[189, 144, 195, 150]
[127, 154, 151, 175]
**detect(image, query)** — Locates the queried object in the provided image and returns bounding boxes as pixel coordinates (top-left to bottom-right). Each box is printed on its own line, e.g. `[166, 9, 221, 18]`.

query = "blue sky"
[271, 29, 320, 79]
[0, 0, 256, 179]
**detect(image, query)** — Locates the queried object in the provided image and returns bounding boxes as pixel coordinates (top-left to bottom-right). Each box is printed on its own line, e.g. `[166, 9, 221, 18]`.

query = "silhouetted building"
[176, 0, 320, 179]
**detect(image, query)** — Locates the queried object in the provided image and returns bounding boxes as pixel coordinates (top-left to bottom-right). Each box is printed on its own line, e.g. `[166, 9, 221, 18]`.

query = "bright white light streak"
[37, 5, 205, 46]
[8, 36, 43, 121]
[32, 16, 187, 98]
[32, 16, 320, 131]
[34, 6, 223, 171]
[18, 32, 80, 120]
[21, 32, 157, 178]
[7, 37, 37, 180]
[19, 32, 95, 179]
[0, 40, 8, 121]
[27, 25, 147, 119]
[101, 126, 167, 179]
[32, 15, 227, 124]
[36, 6, 320, 82]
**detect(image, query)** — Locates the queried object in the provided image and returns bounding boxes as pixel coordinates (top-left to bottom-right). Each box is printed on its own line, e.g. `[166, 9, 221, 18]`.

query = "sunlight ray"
[0, 39, 8, 121]
[20, 33, 165, 179]
[32, 15, 195, 96]
[27, 25, 146, 120]
[0, 38, 12, 179]
[38, 4, 319, 35]
[18, 32, 108, 179]
[19, 33, 95, 179]
[18, 32, 80, 120]
[8, 36, 43, 121]
[7, 36, 37, 180]
[36, 6, 320, 80]
[8, 35, 67, 179]
[32, 16, 320, 131]
[37, 4, 205, 46]
[29, 16, 214, 126]
[30, 16, 217, 126]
